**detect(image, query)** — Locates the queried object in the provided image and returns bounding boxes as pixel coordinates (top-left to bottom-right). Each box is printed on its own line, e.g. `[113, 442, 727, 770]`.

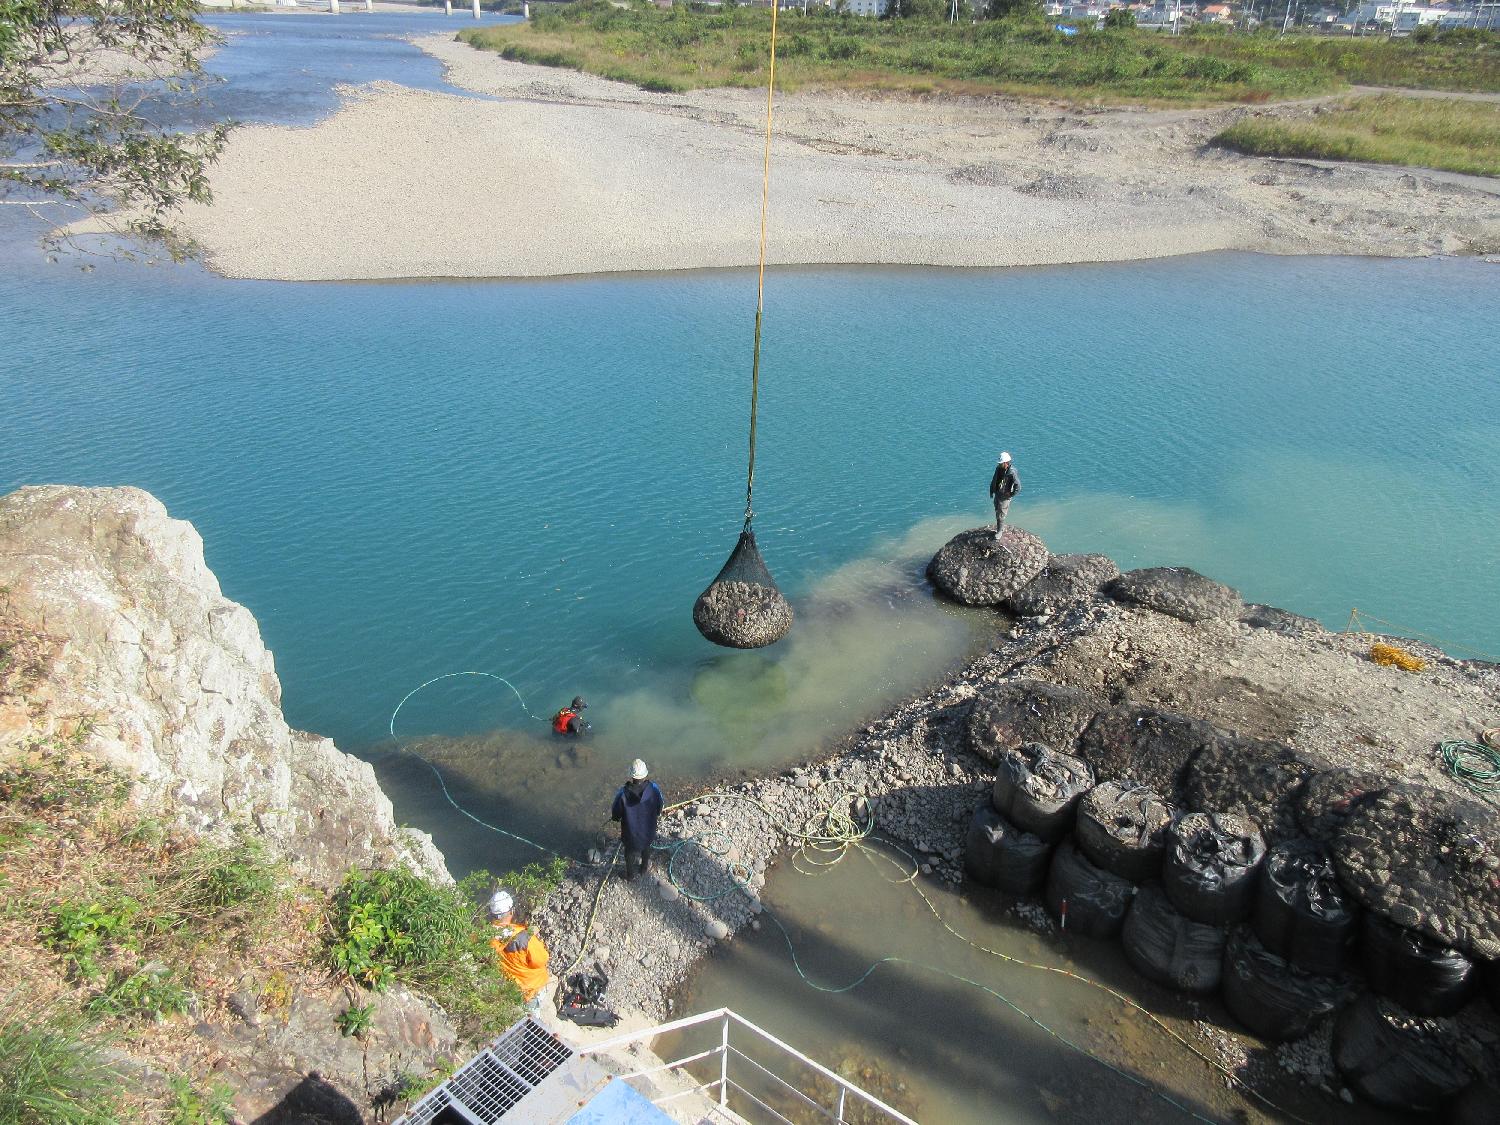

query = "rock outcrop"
[0, 485, 448, 889]
[926, 526, 1048, 606]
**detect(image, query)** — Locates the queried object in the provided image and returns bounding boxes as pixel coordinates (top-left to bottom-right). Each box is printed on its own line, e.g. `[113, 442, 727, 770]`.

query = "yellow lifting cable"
[691, 7, 794, 651]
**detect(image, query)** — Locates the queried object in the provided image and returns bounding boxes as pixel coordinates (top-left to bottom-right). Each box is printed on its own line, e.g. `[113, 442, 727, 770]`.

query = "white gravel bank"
[164, 32, 1500, 281]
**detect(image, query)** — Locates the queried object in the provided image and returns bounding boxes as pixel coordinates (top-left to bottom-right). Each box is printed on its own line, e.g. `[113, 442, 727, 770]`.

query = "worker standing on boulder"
[551, 696, 590, 737]
[989, 451, 1022, 542]
[489, 890, 553, 1013]
[611, 759, 664, 882]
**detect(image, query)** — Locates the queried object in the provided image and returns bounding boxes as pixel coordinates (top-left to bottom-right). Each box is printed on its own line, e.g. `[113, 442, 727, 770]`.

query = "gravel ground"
[145, 33, 1500, 281]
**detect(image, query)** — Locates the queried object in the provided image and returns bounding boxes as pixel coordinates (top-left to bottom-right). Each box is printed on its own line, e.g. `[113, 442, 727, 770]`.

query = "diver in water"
[551, 696, 590, 736]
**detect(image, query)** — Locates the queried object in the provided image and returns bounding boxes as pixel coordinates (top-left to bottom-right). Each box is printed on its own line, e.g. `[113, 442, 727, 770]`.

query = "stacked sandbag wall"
[958, 691, 1500, 1115]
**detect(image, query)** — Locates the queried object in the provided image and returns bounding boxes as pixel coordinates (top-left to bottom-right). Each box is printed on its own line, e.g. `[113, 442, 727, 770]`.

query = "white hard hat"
[488, 890, 514, 918]
[630, 759, 649, 780]
[998, 451, 1012, 464]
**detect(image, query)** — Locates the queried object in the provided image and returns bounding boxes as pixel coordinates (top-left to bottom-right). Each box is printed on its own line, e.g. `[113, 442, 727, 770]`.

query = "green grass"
[1215, 95, 1500, 176]
[459, 4, 1499, 103]
[329, 867, 524, 1036]
[0, 1010, 121, 1125]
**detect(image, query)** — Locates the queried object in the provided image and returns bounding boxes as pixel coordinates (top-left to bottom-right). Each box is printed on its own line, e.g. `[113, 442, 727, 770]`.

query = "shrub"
[329, 867, 520, 1034]
[335, 1003, 375, 1038]
[46, 899, 141, 981]
[86, 965, 193, 1021]
[166, 1075, 235, 1125]
[0, 1009, 121, 1125]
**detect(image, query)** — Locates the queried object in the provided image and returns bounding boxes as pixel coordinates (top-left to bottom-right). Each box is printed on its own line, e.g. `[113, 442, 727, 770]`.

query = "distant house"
[1202, 2, 1233, 19]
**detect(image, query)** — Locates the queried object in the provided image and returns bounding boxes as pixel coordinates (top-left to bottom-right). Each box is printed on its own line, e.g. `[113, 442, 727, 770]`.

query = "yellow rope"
[744, 2, 780, 527]
[1344, 607, 1496, 662]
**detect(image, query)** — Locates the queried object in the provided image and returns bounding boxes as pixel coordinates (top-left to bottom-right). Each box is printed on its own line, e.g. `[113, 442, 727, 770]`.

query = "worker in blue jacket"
[611, 759, 664, 882]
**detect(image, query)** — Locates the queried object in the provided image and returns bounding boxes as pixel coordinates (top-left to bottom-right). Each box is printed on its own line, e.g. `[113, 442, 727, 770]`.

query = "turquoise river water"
[4, 13, 1498, 1123]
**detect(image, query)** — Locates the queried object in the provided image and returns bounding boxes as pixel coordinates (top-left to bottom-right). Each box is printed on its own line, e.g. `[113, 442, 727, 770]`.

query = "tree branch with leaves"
[0, 0, 228, 258]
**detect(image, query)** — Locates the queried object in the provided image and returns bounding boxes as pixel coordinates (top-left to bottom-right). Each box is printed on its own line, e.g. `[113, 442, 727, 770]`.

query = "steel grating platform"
[400, 1018, 580, 1124]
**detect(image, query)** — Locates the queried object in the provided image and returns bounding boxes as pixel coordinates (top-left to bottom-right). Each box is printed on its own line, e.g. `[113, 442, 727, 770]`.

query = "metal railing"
[579, 1007, 919, 1125]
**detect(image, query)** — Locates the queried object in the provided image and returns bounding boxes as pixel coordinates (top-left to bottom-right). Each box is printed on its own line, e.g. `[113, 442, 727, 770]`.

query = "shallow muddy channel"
[661, 847, 1408, 1125]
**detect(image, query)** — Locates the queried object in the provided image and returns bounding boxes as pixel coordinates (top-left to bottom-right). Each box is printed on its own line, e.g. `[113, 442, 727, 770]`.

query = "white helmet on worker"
[998, 451, 1012, 464]
[488, 890, 514, 918]
[630, 758, 649, 781]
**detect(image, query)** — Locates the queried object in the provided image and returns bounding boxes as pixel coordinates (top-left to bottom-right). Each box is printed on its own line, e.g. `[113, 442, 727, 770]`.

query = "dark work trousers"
[624, 846, 652, 881]
[994, 497, 1012, 536]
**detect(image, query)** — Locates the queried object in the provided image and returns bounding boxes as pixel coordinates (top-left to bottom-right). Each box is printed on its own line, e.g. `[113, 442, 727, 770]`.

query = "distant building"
[1201, 2, 1233, 19]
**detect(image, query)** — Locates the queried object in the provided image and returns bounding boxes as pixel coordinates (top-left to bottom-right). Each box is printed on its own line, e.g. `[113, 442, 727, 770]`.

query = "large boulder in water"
[927, 527, 1048, 607]
[1002, 552, 1122, 618]
[1006, 553, 1120, 617]
[965, 678, 1100, 765]
[1105, 566, 1243, 624]
[1329, 782, 1500, 960]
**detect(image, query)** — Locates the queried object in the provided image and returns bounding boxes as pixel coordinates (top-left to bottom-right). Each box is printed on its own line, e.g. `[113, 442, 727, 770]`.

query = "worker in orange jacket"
[488, 890, 552, 1013]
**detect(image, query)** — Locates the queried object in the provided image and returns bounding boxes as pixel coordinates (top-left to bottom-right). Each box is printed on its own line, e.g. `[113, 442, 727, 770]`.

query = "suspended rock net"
[693, 528, 793, 649]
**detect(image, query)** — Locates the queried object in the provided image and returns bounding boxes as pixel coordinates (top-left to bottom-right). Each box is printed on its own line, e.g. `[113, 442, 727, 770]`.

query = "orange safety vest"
[552, 709, 577, 734]
[491, 922, 550, 1000]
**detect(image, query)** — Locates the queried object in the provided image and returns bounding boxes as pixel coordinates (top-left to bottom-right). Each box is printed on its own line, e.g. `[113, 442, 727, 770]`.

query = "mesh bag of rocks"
[693, 529, 793, 648]
[1333, 995, 1473, 1112]
[1075, 780, 1175, 884]
[1362, 912, 1480, 1018]
[1005, 553, 1119, 617]
[1044, 839, 1136, 939]
[965, 804, 1053, 895]
[991, 742, 1094, 844]
[1220, 926, 1347, 1043]
[964, 679, 1099, 767]
[1122, 882, 1227, 994]
[1163, 811, 1267, 927]
[1253, 838, 1359, 976]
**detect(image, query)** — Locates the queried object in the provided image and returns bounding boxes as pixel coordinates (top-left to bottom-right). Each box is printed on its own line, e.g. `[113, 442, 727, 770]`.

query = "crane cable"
[743, 0, 780, 532]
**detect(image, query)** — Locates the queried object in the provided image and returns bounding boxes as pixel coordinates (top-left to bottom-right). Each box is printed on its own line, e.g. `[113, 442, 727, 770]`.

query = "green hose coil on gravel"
[1440, 737, 1500, 795]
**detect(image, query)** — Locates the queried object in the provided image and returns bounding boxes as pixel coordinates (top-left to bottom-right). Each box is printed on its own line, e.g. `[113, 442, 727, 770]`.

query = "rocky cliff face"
[0, 485, 448, 888]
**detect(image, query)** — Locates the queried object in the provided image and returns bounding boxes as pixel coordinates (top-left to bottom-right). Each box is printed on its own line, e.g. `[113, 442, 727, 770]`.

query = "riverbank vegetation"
[1214, 95, 1500, 176]
[0, 737, 555, 1120]
[459, 2, 1500, 103]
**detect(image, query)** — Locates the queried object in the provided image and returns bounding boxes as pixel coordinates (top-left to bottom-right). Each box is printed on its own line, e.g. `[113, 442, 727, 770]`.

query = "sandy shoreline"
[167, 30, 1500, 281]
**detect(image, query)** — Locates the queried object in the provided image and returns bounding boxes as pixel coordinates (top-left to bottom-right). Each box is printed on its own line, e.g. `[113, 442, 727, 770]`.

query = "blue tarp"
[566, 1078, 676, 1125]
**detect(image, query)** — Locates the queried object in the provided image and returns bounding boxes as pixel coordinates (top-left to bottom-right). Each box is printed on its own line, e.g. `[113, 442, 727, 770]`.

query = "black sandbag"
[1121, 882, 1226, 994]
[964, 804, 1053, 895]
[1362, 912, 1479, 1017]
[1332, 995, 1472, 1112]
[1045, 838, 1136, 939]
[1163, 811, 1266, 926]
[693, 529, 793, 649]
[991, 742, 1095, 843]
[1489, 959, 1500, 1015]
[1253, 837, 1359, 976]
[1075, 780, 1174, 883]
[1221, 926, 1347, 1042]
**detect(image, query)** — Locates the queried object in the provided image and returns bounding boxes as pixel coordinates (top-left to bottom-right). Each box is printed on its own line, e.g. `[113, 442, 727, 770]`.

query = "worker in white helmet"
[611, 759, 664, 882]
[989, 451, 1022, 542]
[489, 889, 552, 1012]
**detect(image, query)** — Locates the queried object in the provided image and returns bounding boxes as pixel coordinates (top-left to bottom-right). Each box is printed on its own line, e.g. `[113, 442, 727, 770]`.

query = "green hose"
[1440, 738, 1500, 794]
